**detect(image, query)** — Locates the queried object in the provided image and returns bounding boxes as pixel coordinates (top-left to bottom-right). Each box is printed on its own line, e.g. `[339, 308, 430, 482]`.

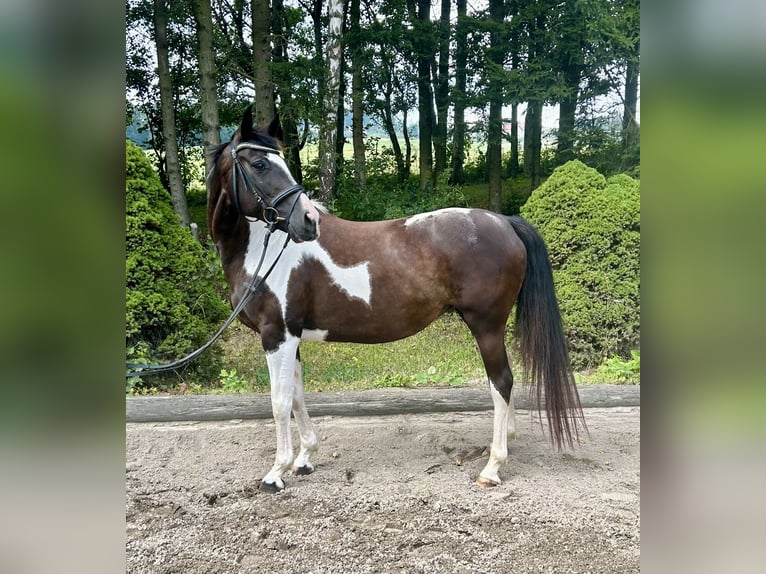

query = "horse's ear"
[266, 113, 283, 141]
[240, 104, 254, 140]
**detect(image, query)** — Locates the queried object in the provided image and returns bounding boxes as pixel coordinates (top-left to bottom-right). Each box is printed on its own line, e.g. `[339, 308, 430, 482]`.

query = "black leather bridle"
[229, 142, 306, 232]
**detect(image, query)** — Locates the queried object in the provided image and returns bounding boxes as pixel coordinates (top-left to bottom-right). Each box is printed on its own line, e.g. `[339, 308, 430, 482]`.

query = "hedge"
[125, 140, 229, 384]
[521, 160, 640, 368]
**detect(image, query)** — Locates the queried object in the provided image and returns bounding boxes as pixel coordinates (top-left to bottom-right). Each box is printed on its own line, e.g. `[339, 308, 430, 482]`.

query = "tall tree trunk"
[450, 0, 468, 185]
[487, 98, 503, 211]
[487, 0, 505, 212]
[192, 0, 220, 176]
[310, 0, 324, 64]
[382, 105, 405, 182]
[509, 103, 520, 176]
[335, 1, 348, 180]
[318, 0, 343, 201]
[251, 0, 274, 126]
[507, 3, 520, 177]
[409, 0, 434, 195]
[557, 65, 578, 165]
[284, 118, 304, 182]
[557, 92, 577, 164]
[271, 0, 303, 182]
[350, 0, 366, 190]
[153, 0, 190, 227]
[402, 108, 412, 180]
[378, 49, 406, 181]
[555, 0, 583, 166]
[432, 0, 450, 179]
[524, 101, 542, 190]
[621, 45, 640, 169]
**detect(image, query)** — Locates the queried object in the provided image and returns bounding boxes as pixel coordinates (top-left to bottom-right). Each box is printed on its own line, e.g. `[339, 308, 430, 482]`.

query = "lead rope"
[125, 229, 291, 379]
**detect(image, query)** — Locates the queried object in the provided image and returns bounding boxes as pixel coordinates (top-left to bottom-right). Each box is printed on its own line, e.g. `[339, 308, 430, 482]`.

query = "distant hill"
[126, 118, 151, 148]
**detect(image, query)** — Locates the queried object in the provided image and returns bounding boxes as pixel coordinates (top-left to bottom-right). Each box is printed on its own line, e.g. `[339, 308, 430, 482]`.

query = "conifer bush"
[125, 140, 229, 384]
[521, 160, 640, 368]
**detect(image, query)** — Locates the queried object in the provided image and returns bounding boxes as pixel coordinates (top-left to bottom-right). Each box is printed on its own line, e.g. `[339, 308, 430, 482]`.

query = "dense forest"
[126, 0, 639, 224]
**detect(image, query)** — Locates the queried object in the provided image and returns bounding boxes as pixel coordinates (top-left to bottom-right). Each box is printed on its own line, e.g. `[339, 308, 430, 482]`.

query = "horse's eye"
[251, 159, 268, 172]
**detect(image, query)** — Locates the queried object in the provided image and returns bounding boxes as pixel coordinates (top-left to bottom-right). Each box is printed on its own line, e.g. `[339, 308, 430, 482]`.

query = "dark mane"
[210, 141, 229, 168]
[210, 130, 281, 169]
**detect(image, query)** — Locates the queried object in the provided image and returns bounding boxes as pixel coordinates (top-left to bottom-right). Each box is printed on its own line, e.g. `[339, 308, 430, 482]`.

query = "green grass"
[130, 313, 639, 395]
[215, 312, 488, 394]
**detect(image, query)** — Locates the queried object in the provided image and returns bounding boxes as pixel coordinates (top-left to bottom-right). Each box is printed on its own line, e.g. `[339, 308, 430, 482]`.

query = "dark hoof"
[293, 465, 314, 476]
[259, 480, 284, 494]
[475, 475, 500, 488]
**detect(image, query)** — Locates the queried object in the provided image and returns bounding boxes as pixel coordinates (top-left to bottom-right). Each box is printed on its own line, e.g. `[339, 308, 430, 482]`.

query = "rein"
[125, 142, 301, 380]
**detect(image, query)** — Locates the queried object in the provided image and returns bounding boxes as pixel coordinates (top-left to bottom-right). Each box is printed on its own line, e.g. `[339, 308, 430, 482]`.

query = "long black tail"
[508, 216, 586, 448]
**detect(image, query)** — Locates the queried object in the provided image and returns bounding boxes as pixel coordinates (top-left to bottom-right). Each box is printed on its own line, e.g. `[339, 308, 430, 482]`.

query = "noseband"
[230, 142, 305, 232]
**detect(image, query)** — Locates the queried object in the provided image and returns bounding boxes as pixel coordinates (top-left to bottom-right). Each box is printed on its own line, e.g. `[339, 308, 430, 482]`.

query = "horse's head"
[216, 106, 320, 242]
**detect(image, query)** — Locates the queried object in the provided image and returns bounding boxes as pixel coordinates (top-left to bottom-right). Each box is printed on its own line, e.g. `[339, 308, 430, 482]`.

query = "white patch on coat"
[301, 328, 329, 341]
[404, 207, 474, 228]
[303, 242, 372, 304]
[405, 208, 479, 245]
[482, 210, 510, 230]
[243, 223, 372, 315]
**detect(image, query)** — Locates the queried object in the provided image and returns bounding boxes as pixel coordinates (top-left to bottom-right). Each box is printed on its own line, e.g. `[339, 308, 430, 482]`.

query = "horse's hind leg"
[291, 350, 318, 475]
[463, 318, 515, 487]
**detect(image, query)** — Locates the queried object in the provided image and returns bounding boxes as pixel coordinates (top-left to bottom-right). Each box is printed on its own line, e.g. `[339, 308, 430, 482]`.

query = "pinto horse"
[207, 107, 585, 492]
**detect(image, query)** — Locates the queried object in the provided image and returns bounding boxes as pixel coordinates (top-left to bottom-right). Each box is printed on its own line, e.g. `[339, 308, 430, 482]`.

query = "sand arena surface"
[127, 407, 639, 573]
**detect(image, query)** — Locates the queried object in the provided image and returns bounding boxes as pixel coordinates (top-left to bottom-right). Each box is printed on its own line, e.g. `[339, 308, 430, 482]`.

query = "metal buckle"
[263, 206, 284, 225]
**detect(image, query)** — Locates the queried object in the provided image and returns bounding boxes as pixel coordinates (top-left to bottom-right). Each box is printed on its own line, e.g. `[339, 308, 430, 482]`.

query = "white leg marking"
[508, 390, 517, 440]
[478, 381, 509, 486]
[291, 359, 319, 474]
[262, 336, 300, 489]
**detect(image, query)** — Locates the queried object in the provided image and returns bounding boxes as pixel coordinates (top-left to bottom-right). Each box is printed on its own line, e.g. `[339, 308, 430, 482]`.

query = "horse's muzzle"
[288, 201, 320, 243]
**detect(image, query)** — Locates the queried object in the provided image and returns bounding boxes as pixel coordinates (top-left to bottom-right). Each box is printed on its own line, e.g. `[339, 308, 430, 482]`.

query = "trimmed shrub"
[521, 160, 640, 368]
[126, 140, 229, 385]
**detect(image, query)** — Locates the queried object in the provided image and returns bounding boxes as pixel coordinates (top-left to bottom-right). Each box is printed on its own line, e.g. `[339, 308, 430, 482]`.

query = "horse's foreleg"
[261, 336, 300, 492]
[291, 355, 318, 475]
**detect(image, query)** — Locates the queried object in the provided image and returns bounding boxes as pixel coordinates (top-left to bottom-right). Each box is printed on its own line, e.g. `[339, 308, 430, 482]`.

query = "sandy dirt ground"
[126, 406, 639, 573]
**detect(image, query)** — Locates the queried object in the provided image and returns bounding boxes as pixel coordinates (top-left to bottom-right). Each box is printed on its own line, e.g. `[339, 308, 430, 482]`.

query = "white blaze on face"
[269, 154, 320, 232]
[269, 153, 297, 184]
